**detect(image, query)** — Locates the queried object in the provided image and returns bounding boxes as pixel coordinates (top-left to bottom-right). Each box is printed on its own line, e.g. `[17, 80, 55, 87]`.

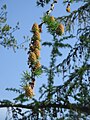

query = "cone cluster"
[28, 23, 41, 74]
[49, 16, 64, 36]
[43, 15, 64, 36]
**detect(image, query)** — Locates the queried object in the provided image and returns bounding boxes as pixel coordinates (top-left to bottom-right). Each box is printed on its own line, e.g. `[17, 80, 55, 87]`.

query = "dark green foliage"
[42, 41, 52, 46]
[21, 71, 31, 82]
[35, 1, 90, 119]
[36, 0, 51, 7]
[34, 67, 43, 76]
[13, 94, 29, 103]
[36, 0, 89, 7]
[6, 88, 21, 94]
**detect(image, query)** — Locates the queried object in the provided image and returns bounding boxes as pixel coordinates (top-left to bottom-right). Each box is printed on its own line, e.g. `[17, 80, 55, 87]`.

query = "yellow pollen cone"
[49, 16, 55, 22]
[23, 85, 34, 98]
[34, 31, 41, 40]
[34, 40, 41, 49]
[29, 52, 37, 63]
[34, 61, 41, 70]
[56, 24, 64, 35]
[66, 6, 70, 12]
[34, 48, 40, 58]
[32, 23, 39, 32]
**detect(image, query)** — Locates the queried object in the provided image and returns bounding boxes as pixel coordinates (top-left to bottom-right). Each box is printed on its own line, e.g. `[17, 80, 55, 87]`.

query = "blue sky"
[0, 0, 83, 119]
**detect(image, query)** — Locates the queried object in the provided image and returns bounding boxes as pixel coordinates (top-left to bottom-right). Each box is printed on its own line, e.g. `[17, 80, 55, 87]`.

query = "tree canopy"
[0, 0, 90, 119]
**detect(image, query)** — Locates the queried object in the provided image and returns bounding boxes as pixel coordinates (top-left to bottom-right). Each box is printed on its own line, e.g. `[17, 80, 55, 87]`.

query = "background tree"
[0, 0, 90, 119]
[0, 4, 20, 51]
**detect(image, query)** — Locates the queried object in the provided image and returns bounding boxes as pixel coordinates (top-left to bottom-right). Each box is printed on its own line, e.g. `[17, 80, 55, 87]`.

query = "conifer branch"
[0, 100, 90, 114]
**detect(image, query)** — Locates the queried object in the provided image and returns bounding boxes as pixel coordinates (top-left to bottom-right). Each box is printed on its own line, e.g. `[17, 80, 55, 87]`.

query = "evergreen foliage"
[0, 0, 90, 119]
[0, 5, 20, 51]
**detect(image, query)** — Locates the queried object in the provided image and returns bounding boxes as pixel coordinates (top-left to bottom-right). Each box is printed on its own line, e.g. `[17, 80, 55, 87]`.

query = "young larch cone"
[23, 84, 34, 98]
[34, 61, 41, 70]
[66, 3, 70, 13]
[56, 24, 64, 35]
[33, 31, 41, 40]
[29, 52, 37, 63]
[32, 23, 39, 32]
[66, 6, 70, 12]
[49, 16, 55, 22]
[34, 48, 40, 58]
[34, 40, 41, 49]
